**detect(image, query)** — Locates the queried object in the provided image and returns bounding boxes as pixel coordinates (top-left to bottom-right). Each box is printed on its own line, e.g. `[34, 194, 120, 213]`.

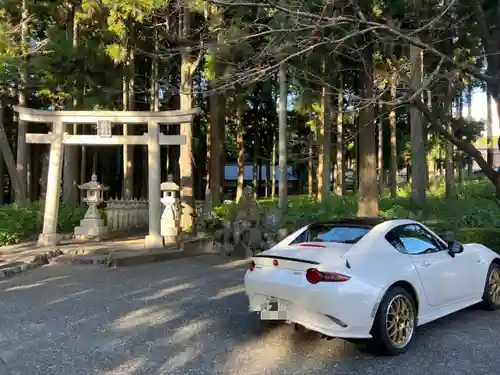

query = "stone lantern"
[74, 174, 109, 238]
[160, 174, 181, 244]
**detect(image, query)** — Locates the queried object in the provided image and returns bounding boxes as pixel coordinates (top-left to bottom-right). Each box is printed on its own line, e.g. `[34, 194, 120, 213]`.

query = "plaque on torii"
[97, 120, 112, 138]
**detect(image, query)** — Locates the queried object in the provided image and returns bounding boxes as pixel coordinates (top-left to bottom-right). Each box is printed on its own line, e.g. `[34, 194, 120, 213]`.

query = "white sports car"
[244, 217, 500, 355]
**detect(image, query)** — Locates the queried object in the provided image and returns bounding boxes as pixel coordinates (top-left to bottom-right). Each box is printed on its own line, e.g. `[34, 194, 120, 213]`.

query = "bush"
[0, 201, 86, 246]
[212, 179, 500, 234]
[457, 228, 500, 251]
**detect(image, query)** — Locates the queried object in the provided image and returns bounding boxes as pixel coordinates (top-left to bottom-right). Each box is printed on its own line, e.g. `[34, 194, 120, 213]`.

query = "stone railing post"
[142, 199, 148, 226]
[132, 199, 137, 227]
[107, 198, 117, 232]
[117, 199, 126, 230]
[125, 200, 132, 229]
[137, 199, 143, 226]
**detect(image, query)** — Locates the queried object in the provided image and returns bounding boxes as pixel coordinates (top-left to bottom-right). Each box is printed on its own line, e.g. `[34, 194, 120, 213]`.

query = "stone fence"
[107, 198, 149, 232]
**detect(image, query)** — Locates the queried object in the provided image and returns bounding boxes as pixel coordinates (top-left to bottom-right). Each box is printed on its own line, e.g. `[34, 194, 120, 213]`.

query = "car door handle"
[420, 260, 431, 267]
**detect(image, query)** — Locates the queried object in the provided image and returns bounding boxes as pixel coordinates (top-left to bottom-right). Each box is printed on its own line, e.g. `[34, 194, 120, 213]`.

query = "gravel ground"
[0, 255, 499, 375]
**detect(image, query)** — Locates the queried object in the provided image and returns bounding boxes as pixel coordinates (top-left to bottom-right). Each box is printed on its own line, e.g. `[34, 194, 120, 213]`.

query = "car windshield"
[308, 224, 371, 244]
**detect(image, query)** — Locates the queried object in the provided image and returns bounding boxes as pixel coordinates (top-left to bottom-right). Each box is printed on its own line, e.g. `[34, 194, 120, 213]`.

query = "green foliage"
[212, 179, 500, 233]
[0, 202, 86, 246]
[457, 228, 500, 251]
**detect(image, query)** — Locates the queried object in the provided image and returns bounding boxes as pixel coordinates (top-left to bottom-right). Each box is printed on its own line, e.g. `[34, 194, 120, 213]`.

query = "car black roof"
[311, 216, 389, 228]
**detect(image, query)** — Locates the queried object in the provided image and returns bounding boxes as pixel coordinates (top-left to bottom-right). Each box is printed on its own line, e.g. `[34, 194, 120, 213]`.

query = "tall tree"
[334, 75, 344, 195]
[15, 0, 29, 203]
[410, 45, 426, 207]
[278, 62, 288, 209]
[357, 45, 378, 216]
[62, 1, 80, 204]
[179, 2, 202, 230]
[389, 70, 398, 198]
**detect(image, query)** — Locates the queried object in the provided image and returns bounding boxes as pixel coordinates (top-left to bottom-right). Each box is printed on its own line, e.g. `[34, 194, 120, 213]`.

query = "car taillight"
[305, 268, 350, 284]
[249, 260, 255, 271]
[299, 243, 326, 248]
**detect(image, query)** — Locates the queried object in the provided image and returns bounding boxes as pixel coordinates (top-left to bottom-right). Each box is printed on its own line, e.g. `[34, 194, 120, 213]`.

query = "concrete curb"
[53, 235, 215, 268]
[2, 235, 216, 274]
[0, 248, 63, 279]
[53, 250, 208, 267]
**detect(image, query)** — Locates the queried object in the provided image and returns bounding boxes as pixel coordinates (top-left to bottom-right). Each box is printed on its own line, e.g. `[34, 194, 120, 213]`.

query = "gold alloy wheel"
[488, 269, 500, 305]
[386, 294, 415, 348]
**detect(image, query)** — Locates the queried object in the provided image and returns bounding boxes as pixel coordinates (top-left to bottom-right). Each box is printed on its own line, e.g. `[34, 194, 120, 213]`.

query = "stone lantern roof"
[160, 174, 179, 192]
[78, 174, 109, 191]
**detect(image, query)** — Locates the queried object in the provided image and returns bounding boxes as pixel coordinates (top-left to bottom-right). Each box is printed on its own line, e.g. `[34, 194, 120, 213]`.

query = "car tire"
[482, 262, 500, 310]
[370, 286, 417, 356]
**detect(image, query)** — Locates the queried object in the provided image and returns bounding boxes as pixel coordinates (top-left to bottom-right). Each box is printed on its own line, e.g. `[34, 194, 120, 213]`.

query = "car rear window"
[294, 224, 371, 244]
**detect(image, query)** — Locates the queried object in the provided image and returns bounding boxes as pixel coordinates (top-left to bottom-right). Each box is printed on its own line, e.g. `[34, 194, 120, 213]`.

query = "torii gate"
[13, 106, 200, 248]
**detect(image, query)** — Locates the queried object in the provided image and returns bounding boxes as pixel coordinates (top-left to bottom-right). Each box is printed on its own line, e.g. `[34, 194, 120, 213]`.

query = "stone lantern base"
[74, 219, 108, 238]
[74, 204, 108, 238]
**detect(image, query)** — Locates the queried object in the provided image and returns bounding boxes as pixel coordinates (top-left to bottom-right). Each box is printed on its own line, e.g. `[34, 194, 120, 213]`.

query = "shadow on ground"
[0, 255, 499, 375]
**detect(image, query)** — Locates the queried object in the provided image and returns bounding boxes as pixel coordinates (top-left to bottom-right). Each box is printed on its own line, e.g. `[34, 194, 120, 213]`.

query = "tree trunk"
[209, 59, 223, 205]
[457, 94, 464, 183]
[466, 85, 473, 176]
[335, 80, 343, 195]
[0, 103, 25, 203]
[377, 103, 384, 194]
[445, 89, 455, 199]
[148, 23, 160, 198]
[487, 87, 494, 166]
[265, 162, 270, 197]
[438, 143, 443, 175]
[39, 150, 49, 201]
[426, 90, 434, 186]
[319, 74, 331, 200]
[389, 72, 398, 197]
[179, 6, 199, 230]
[357, 46, 378, 216]
[252, 130, 259, 199]
[278, 63, 288, 209]
[308, 131, 314, 199]
[271, 132, 276, 199]
[122, 20, 135, 199]
[63, 5, 79, 204]
[410, 45, 426, 207]
[205, 5, 224, 204]
[16, 0, 29, 204]
[316, 114, 324, 201]
[235, 104, 244, 202]
[0, 150, 4, 205]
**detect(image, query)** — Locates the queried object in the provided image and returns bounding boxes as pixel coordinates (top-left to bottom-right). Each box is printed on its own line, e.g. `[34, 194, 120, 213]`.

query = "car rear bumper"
[244, 269, 381, 339]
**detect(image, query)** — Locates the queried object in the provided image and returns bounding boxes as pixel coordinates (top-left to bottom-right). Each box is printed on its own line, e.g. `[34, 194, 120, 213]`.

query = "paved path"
[0, 256, 499, 375]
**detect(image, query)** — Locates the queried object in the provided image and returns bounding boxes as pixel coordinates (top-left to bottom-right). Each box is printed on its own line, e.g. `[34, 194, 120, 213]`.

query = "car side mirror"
[447, 241, 464, 257]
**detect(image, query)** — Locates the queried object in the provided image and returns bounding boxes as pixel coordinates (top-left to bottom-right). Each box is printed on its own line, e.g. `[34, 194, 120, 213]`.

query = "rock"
[232, 186, 261, 224]
[264, 208, 283, 231]
[214, 229, 225, 243]
[213, 242, 222, 255]
[223, 221, 233, 244]
[222, 243, 233, 255]
[276, 228, 289, 242]
[247, 228, 264, 248]
[232, 241, 254, 258]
